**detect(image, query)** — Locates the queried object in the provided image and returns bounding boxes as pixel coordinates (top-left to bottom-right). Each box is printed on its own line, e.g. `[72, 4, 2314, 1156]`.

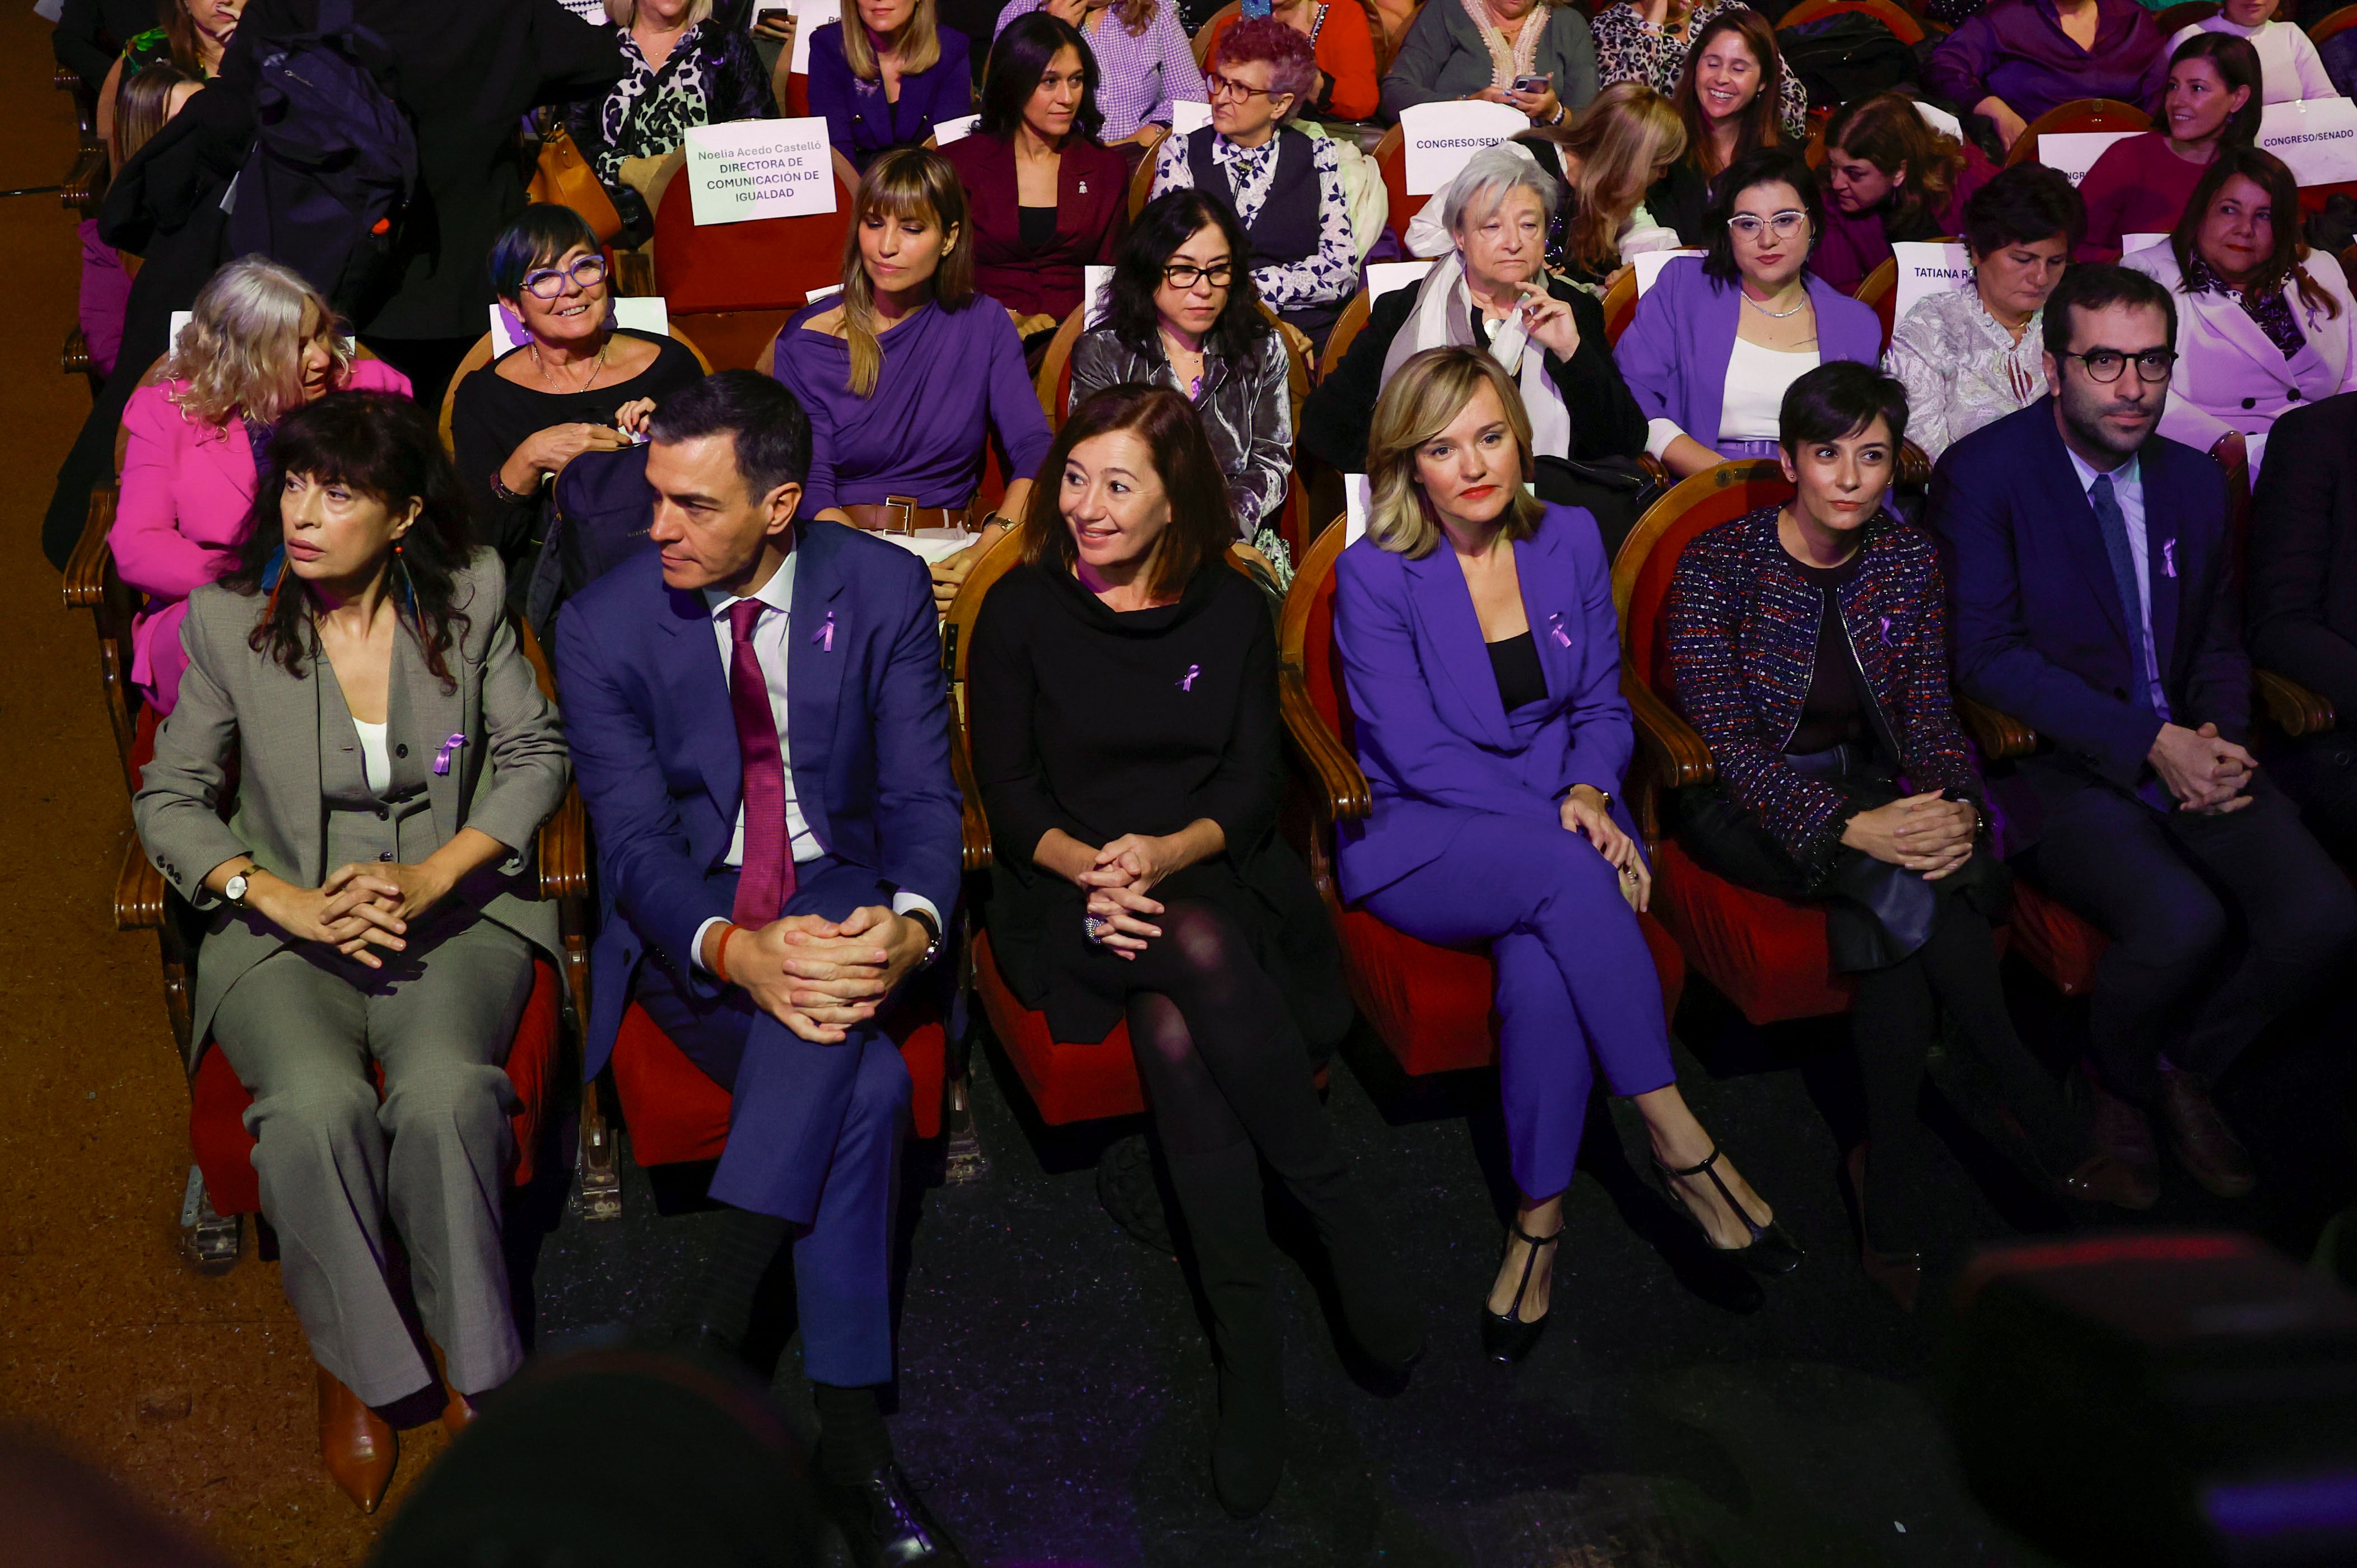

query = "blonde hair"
[1364, 347, 1543, 559]
[1537, 82, 1686, 273]
[604, 0, 717, 25]
[166, 256, 352, 430]
[841, 0, 943, 81]
[837, 148, 972, 396]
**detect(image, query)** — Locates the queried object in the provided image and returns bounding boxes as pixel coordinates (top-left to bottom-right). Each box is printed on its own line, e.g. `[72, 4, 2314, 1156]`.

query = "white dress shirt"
[691, 554, 940, 971]
[2063, 444, 2172, 718]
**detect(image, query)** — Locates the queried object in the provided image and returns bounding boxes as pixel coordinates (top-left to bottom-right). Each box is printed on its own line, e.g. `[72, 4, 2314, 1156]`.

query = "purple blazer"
[1611, 256, 1884, 451]
[1924, 0, 2166, 125]
[1331, 503, 1640, 902]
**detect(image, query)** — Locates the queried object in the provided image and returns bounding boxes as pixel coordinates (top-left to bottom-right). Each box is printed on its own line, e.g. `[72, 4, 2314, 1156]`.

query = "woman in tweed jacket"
[1664, 362, 2139, 1308]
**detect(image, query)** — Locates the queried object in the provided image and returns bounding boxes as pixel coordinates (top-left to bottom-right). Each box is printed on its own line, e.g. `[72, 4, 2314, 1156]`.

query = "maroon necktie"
[728, 599, 795, 927]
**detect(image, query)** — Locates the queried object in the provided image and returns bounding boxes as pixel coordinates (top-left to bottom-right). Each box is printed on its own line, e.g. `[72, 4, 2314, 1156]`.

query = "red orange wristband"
[715, 922, 743, 987]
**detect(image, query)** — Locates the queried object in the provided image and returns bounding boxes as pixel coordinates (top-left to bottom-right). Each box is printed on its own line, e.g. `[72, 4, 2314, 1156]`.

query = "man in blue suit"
[1930, 265, 2354, 1208]
[555, 372, 966, 1566]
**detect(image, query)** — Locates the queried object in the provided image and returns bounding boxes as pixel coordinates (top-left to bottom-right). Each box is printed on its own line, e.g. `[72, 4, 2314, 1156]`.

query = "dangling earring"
[394, 539, 419, 618]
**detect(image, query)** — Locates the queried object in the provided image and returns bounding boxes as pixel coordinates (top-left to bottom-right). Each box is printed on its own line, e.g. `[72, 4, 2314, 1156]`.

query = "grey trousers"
[211, 918, 533, 1407]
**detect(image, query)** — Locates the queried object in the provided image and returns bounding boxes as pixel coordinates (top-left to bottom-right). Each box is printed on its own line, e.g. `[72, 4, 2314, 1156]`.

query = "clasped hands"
[708, 907, 932, 1043]
[1842, 790, 1978, 879]
[2149, 721, 2256, 815]
[249, 860, 458, 969]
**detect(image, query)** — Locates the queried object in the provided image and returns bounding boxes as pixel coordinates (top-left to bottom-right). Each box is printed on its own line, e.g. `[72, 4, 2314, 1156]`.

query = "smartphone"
[1511, 72, 1552, 96]
[755, 7, 791, 24]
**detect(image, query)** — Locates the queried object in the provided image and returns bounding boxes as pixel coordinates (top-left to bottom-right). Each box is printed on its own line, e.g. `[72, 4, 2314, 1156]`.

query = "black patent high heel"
[1653, 1146, 1805, 1277]
[1481, 1221, 1559, 1364]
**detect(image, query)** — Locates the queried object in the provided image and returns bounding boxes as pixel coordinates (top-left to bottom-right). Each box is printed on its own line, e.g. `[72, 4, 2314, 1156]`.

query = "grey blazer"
[1380, 0, 1600, 123]
[134, 549, 570, 1069]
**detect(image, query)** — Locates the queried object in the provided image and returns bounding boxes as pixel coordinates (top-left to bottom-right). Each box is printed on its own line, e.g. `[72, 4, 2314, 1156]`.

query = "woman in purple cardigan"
[1664, 362, 2145, 1309]
[1334, 347, 1799, 1368]
[1613, 147, 1883, 480]
[1924, 0, 2166, 156]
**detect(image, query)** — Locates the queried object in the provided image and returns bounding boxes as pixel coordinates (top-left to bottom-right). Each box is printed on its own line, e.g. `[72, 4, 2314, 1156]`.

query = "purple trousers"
[1360, 811, 1675, 1201]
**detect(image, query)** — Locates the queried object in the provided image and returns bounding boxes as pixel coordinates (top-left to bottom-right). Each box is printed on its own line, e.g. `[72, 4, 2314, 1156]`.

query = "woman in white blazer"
[2124, 147, 2356, 475]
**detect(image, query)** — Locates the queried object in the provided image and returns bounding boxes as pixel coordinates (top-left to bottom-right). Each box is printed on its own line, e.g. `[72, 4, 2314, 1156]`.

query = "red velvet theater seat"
[2004, 881, 2108, 998]
[609, 997, 947, 1168]
[188, 957, 565, 1216]
[968, 930, 1145, 1124]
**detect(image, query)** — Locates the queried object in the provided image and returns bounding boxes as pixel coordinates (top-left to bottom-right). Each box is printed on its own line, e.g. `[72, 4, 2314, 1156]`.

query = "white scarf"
[1380, 249, 1573, 460]
[1455, 0, 1546, 93]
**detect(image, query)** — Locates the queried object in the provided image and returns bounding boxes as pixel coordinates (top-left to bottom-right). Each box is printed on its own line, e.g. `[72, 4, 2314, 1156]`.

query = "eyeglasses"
[1205, 72, 1284, 102]
[2062, 348, 2178, 384]
[1162, 260, 1233, 290]
[520, 255, 609, 299]
[1726, 210, 1809, 241]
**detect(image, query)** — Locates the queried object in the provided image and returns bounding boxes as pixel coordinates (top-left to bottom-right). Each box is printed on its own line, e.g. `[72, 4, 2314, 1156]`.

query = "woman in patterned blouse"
[1589, 0, 1808, 142]
[565, 0, 777, 241]
[1885, 161, 2079, 460]
[1150, 18, 1359, 349]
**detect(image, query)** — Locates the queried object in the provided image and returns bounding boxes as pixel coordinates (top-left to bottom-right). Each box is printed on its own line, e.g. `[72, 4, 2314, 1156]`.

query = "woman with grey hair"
[1301, 140, 1646, 525]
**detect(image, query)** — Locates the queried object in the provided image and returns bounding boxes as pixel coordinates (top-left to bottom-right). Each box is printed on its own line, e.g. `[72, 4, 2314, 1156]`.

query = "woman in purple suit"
[1613, 146, 1884, 480]
[1333, 346, 1799, 1368]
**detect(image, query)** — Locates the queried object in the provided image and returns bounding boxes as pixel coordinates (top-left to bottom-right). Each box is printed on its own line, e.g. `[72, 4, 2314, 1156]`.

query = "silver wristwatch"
[907, 908, 944, 969]
[223, 870, 251, 907]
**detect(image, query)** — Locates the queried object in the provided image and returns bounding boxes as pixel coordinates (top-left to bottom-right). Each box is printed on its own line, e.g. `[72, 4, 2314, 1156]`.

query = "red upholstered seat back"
[1617, 464, 1793, 700]
[652, 165, 853, 314]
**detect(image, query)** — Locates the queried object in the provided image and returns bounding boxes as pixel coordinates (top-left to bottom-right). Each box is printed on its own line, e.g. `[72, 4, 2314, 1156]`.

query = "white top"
[352, 719, 392, 796]
[2171, 16, 2336, 105]
[690, 552, 939, 970]
[1647, 338, 1820, 454]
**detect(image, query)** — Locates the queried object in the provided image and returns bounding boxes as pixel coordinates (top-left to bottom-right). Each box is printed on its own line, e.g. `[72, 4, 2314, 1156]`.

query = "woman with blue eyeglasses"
[1613, 146, 1882, 480]
[449, 204, 707, 580]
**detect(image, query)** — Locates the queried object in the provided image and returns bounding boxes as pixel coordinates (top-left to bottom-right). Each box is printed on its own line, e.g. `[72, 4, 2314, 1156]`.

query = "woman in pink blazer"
[113, 256, 411, 716]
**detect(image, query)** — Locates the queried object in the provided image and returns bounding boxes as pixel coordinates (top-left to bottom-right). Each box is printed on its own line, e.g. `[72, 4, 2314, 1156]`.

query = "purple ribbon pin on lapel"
[1177, 663, 1201, 692]
[1545, 611, 1572, 649]
[2162, 540, 2178, 580]
[1878, 614, 1894, 648]
[432, 733, 467, 776]
[816, 611, 836, 651]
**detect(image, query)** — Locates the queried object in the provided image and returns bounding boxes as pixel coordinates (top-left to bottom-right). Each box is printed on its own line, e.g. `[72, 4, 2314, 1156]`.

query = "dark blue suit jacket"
[1928, 398, 2247, 851]
[554, 521, 962, 1077]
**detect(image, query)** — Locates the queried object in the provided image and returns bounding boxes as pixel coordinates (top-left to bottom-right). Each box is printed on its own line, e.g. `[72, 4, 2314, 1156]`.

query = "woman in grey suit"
[133, 391, 570, 1513]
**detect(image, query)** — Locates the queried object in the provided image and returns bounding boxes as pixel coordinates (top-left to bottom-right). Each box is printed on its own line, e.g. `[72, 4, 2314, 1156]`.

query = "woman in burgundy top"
[942, 11, 1129, 339]
[1814, 94, 2000, 294]
[2076, 32, 2261, 263]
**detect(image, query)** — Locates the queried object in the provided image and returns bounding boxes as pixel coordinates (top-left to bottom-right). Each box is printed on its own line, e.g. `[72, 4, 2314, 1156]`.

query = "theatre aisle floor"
[8, 7, 2356, 1560]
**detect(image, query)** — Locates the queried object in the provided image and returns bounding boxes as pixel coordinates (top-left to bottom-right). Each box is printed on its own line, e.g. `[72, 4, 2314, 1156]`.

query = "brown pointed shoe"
[430, 1344, 478, 1441]
[315, 1365, 397, 1513]
[2158, 1067, 2257, 1198]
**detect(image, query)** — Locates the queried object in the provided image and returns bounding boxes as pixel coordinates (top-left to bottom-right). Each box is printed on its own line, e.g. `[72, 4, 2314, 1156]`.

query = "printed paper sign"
[790, 0, 839, 74]
[490, 296, 668, 355]
[1912, 100, 1962, 142]
[1366, 259, 1435, 302]
[1344, 474, 1372, 545]
[932, 114, 981, 146]
[1891, 240, 1973, 327]
[1633, 248, 1705, 296]
[1084, 264, 1115, 326]
[2034, 130, 2137, 187]
[2120, 232, 2168, 257]
[686, 118, 838, 226]
[1170, 100, 1214, 138]
[2258, 97, 2357, 186]
[1400, 100, 1527, 196]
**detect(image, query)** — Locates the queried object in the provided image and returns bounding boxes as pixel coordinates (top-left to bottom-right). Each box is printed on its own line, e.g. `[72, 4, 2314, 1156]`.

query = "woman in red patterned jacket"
[1662, 361, 2144, 1309]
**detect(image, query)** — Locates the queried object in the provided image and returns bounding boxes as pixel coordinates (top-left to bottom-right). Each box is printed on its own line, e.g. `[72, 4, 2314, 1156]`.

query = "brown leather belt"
[840, 496, 976, 536]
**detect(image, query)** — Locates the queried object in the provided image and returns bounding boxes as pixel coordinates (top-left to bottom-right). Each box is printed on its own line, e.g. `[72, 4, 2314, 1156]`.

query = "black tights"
[1114, 900, 1324, 1164]
[1852, 898, 2084, 1247]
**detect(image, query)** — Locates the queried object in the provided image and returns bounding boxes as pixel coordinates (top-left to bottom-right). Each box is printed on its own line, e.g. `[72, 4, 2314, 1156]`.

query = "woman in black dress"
[448, 204, 706, 588]
[967, 384, 1422, 1519]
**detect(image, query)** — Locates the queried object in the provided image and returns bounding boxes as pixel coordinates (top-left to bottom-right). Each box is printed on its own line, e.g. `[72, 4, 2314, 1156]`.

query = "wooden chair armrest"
[64, 487, 117, 612]
[62, 325, 92, 377]
[115, 829, 167, 932]
[1622, 672, 1715, 790]
[1956, 696, 2036, 760]
[62, 144, 106, 214]
[533, 787, 591, 903]
[1898, 440, 1933, 491]
[946, 699, 993, 872]
[2256, 669, 2336, 739]
[1277, 666, 1371, 822]
[1637, 452, 1670, 489]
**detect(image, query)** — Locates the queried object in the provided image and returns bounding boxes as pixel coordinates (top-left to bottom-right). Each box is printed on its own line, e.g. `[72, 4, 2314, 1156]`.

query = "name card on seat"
[1171, 100, 1214, 138]
[1344, 474, 1372, 545]
[1633, 248, 1706, 295]
[2258, 97, 2357, 186]
[684, 118, 838, 225]
[1399, 100, 1529, 195]
[2034, 130, 2138, 186]
[1366, 259, 1435, 302]
[491, 296, 669, 355]
[1085, 264, 1115, 326]
[1890, 240, 1973, 326]
[933, 114, 981, 146]
[790, 0, 839, 74]
[2120, 232, 2168, 256]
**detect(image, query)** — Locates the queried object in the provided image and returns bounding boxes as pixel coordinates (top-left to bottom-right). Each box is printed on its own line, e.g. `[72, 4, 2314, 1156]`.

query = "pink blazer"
[111, 358, 412, 713]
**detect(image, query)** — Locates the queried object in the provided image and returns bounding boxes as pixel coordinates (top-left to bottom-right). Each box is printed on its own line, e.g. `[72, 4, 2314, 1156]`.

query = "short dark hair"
[977, 12, 1105, 144]
[646, 371, 813, 500]
[488, 204, 604, 304]
[1962, 161, 2084, 259]
[1019, 384, 1236, 599]
[1104, 190, 1270, 363]
[2041, 264, 2178, 362]
[1701, 145, 1825, 285]
[1779, 360, 1909, 455]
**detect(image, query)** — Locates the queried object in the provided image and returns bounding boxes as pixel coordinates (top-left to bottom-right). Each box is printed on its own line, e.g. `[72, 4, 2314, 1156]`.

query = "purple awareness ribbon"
[1878, 614, 1894, 648]
[1545, 612, 1572, 648]
[1177, 663, 1201, 691]
[816, 611, 836, 651]
[2162, 540, 2178, 580]
[432, 733, 467, 776]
